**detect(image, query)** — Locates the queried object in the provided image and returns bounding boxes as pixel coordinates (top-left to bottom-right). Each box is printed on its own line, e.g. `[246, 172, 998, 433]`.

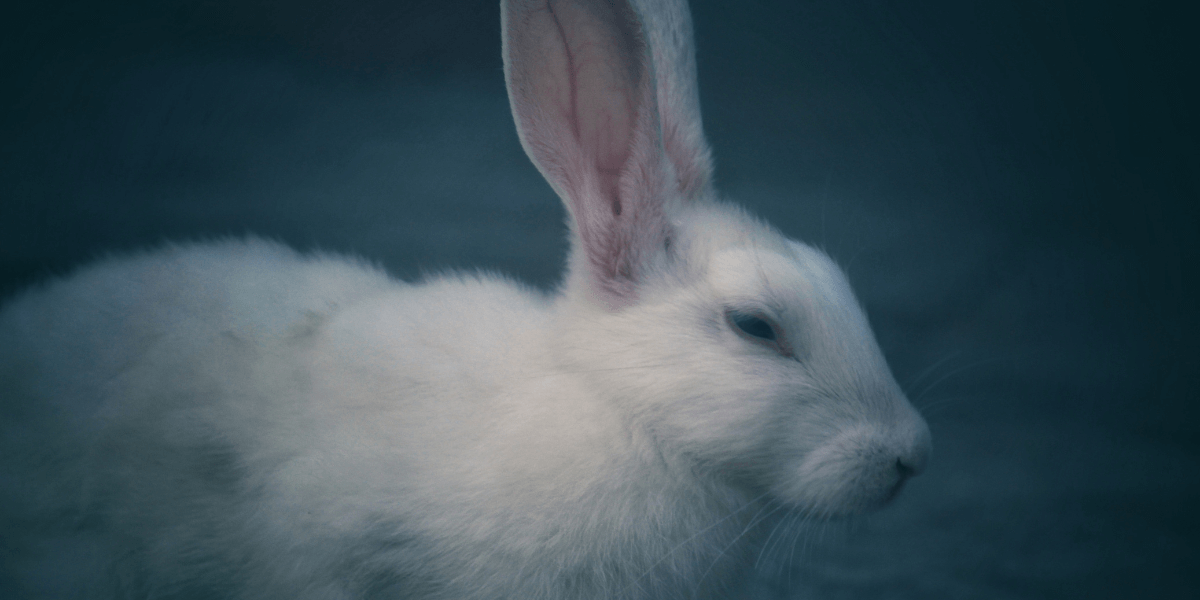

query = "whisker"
[912, 355, 1005, 409]
[619, 490, 773, 597]
[902, 349, 962, 393]
[780, 508, 820, 581]
[762, 505, 814, 572]
[691, 500, 789, 600]
[918, 394, 970, 419]
[753, 505, 795, 571]
[781, 517, 802, 583]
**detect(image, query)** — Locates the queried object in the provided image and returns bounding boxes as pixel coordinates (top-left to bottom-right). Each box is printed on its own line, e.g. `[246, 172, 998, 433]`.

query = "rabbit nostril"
[895, 458, 916, 480]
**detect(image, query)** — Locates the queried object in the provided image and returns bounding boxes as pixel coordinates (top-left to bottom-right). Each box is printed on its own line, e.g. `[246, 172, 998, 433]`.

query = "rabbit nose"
[888, 434, 928, 501]
[895, 418, 932, 478]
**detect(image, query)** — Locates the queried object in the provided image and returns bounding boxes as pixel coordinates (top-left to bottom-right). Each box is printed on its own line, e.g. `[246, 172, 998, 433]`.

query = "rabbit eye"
[729, 311, 776, 341]
[725, 308, 795, 359]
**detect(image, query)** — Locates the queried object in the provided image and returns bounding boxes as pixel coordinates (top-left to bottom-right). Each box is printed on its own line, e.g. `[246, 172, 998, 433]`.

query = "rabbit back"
[0, 237, 570, 598]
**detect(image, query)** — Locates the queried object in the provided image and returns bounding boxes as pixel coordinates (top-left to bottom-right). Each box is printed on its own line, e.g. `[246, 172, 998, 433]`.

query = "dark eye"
[724, 308, 795, 359]
[728, 311, 776, 341]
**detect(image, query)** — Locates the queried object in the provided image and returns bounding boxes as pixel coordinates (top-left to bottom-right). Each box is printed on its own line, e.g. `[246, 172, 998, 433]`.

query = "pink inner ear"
[532, 0, 642, 213]
[504, 0, 673, 310]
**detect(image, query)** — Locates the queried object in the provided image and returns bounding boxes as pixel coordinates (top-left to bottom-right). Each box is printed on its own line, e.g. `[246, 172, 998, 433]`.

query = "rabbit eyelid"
[723, 306, 796, 360]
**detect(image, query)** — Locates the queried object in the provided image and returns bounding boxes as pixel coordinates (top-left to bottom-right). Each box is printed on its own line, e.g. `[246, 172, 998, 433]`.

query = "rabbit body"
[1, 0, 931, 598]
[0, 237, 751, 599]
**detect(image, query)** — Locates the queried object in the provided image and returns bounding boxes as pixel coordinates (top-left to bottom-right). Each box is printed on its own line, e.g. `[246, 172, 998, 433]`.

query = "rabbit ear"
[632, 0, 714, 200]
[503, 0, 675, 310]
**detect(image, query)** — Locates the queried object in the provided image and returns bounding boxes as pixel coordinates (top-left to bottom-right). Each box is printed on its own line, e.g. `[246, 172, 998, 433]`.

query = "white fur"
[0, 1, 930, 598]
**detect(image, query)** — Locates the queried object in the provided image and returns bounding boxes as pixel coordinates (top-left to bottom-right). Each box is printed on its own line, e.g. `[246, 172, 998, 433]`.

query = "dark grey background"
[1, 1, 1196, 598]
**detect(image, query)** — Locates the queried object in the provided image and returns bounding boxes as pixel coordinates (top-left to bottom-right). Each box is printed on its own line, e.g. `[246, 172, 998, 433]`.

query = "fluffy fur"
[0, 1, 931, 598]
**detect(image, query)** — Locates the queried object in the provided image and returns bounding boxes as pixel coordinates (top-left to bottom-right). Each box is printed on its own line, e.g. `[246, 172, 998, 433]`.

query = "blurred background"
[1, 0, 1195, 597]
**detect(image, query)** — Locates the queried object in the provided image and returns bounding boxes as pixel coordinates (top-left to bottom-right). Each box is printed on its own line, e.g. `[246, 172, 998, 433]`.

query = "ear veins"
[543, 0, 638, 222]
[545, 1, 581, 142]
[506, 0, 670, 311]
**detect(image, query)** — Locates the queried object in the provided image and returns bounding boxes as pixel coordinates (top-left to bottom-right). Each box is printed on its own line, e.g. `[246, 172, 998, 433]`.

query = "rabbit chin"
[769, 423, 926, 518]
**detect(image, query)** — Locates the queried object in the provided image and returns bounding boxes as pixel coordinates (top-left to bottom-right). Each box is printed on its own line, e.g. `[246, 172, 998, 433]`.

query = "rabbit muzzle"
[772, 404, 932, 517]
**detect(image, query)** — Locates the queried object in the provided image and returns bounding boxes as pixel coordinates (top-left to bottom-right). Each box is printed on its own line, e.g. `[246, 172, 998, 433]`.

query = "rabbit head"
[504, 0, 930, 518]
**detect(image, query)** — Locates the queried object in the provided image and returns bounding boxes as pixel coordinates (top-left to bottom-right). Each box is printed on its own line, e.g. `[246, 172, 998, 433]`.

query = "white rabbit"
[0, 0, 931, 598]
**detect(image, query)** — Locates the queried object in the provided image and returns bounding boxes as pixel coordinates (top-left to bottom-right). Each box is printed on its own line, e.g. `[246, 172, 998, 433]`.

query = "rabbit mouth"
[783, 472, 911, 519]
[884, 476, 909, 504]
